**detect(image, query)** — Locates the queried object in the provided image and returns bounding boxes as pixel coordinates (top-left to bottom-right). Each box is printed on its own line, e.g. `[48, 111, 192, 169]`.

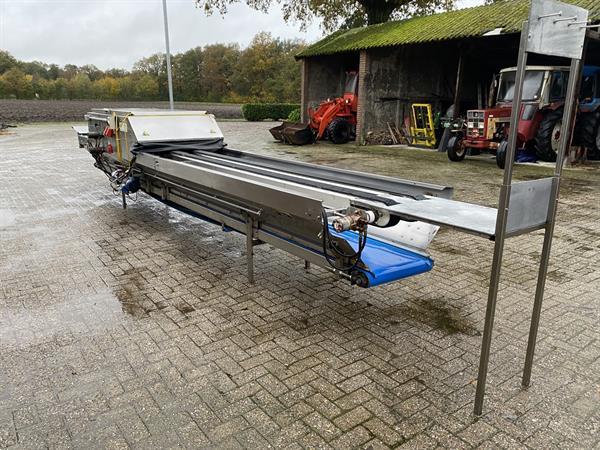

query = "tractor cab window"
[344, 72, 358, 94]
[497, 70, 544, 103]
[549, 71, 568, 101]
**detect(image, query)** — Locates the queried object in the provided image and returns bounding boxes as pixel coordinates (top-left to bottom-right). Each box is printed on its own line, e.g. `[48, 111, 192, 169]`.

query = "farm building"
[296, 0, 600, 145]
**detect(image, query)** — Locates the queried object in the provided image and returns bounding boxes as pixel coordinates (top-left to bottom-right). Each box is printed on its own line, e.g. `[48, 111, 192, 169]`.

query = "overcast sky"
[0, 0, 484, 70]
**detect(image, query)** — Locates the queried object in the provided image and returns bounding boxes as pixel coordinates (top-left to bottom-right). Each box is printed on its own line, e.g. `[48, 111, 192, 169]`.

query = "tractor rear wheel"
[594, 126, 600, 160]
[327, 118, 351, 144]
[574, 112, 598, 151]
[535, 109, 563, 162]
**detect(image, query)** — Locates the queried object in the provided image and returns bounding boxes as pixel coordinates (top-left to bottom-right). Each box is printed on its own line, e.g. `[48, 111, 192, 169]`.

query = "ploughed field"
[0, 99, 243, 123]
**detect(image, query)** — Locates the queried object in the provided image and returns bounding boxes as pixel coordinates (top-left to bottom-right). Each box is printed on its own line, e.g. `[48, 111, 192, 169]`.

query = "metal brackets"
[506, 177, 554, 235]
[528, 0, 588, 59]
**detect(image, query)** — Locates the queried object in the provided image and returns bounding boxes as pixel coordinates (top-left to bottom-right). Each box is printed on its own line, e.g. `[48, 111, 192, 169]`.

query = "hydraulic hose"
[321, 209, 368, 273]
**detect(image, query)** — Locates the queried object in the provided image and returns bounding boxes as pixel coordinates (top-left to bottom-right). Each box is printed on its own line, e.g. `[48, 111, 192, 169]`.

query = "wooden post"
[438, 48, 464, 152]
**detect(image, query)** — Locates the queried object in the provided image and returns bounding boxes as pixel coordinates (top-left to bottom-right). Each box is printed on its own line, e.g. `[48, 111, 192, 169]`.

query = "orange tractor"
[270, 71, 358, 145]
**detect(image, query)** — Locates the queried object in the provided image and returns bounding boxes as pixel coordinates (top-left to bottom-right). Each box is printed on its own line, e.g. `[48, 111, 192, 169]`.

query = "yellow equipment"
[410, 104, 436, 148]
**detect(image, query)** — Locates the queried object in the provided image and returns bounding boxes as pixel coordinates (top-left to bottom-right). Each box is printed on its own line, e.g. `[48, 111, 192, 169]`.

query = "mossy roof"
[297, 0, 600, 58]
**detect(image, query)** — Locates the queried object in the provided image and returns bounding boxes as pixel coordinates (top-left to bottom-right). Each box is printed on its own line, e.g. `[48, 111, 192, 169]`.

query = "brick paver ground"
[0, 122, 598, 449]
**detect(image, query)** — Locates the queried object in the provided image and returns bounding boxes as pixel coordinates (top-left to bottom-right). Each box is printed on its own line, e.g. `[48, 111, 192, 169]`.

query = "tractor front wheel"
[327, 118, 351, 144]
[495, 140, 510, 169]
[535, 109, 563, 162]
[447, 135, 467, 162]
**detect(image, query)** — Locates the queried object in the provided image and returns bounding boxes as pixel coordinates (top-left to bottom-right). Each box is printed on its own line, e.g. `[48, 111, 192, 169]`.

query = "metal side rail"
[136, 156, 434, 288]
[154, 150, 551, 240]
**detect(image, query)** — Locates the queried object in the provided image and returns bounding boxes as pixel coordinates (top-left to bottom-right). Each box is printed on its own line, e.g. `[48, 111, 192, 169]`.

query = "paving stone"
[297, 431, 332, 449]
[333, 406, 372, 431]
[206, 415, 248, 443]
[176, 421, 210, 448]
[306, 393, 342, 419]
[0, 421, 17, 448]
[303, 411, 342, 441]
[363, 417, 403, 447]
[235, 427, 271, 448]
[457, 419, 498, 446]
[397, 433, 437, 449]
[244, 408, 280, 437]
[330, 425, 371, 449]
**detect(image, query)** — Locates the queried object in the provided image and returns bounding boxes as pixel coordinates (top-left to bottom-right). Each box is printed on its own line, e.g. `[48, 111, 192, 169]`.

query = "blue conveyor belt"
[334, 229, 434, 287]
[149, 195, 432, 288]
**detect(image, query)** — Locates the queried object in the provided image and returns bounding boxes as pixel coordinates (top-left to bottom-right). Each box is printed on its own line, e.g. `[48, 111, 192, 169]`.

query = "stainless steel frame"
[473, 0, 588, 416]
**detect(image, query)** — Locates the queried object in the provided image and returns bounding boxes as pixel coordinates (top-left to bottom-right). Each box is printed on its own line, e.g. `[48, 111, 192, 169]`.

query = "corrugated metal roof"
[297, 0, 600, 58]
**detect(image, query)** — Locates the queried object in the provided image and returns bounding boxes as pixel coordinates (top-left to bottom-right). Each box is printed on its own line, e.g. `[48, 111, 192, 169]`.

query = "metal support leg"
[122, 191, 127, 209]
[474, 186, 511, 416]
[304, 260, 311, 271]
[473, 23, 529, 416]
[522, 226, 553, 387]
[522, 57, 581, 387]
[246, 217, 254, 284]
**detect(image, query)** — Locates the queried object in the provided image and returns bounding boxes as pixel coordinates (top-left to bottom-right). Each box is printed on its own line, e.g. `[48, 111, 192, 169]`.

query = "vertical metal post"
[122, 191, 127, 209]
[522, 57, 581, 387]
[452, 50, 465, 119]
[246, 217, 254, 284]
[473, 22, 529, 417]
[304, 260, 311, 271]
[162, 0, 175, 110]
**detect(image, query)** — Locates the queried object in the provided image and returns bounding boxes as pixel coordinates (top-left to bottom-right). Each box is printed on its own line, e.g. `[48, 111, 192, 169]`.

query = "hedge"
[242, 103, 300, 121]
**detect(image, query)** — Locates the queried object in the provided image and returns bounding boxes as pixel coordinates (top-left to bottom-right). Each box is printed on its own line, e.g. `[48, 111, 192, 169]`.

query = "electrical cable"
[321, 208, 368, 273]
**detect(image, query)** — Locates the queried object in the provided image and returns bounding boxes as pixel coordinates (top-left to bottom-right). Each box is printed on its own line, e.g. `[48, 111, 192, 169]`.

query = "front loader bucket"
[283, 122, 314, 145]
[269, 121, 290, 142]
[270, 122, 314, 145]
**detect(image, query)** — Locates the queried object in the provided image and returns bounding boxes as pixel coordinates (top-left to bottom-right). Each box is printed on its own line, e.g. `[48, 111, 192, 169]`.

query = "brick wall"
[356, 50, 369, 145]
[300, 59, 309, 123]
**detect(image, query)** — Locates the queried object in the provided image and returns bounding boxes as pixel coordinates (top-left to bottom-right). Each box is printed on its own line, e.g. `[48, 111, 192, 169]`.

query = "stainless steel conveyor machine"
[73, 0, 592, 416]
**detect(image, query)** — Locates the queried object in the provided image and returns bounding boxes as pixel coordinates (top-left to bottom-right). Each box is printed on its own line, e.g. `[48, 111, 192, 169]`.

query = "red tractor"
[447, 66, 571, 168]
[270, 71, 358, 145]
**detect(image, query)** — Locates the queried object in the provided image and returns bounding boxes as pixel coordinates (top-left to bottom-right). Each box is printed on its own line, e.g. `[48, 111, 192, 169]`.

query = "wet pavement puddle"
[388, 299, 481, 336]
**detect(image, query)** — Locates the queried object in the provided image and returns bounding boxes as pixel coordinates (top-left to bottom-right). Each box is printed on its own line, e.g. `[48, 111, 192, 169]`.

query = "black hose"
[321, 209, 368, 272]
